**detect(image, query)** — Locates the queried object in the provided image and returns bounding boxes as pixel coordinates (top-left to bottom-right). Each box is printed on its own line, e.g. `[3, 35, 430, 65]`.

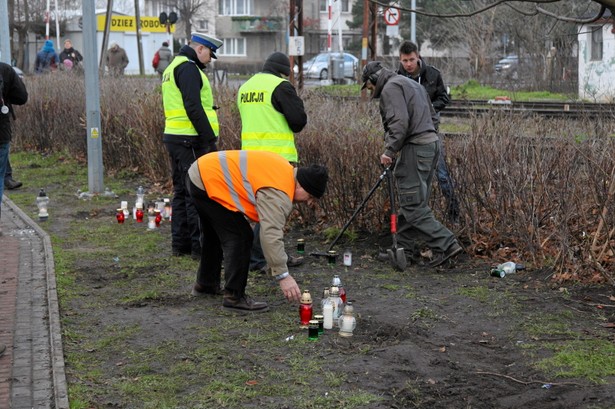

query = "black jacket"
[397, 59, 449, 113]
[261, 68, 307, 133]
[0, 63, 29, 145]
[59, 47, 83, 64]
[163, 45, 217, 148]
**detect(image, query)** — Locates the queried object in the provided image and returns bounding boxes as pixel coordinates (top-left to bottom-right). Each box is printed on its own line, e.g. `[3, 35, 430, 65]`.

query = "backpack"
[152, 51, 160, 69]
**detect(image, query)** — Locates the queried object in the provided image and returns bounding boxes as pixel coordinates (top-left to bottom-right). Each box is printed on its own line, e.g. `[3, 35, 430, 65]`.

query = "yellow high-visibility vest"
[162, 55, 219, 136]
[238, 73, 296, 162]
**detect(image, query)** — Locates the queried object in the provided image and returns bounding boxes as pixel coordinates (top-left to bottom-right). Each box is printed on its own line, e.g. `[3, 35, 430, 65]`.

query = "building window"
[218, 38, 246, 56]
[590, 26, 603, 61]
[219, 0, 251, 16]
[320, 0, 349, 12]
[197, 20, 209, 31]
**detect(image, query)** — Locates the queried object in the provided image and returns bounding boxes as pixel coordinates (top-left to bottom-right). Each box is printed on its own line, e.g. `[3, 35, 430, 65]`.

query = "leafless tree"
[372, 0, 613, 24]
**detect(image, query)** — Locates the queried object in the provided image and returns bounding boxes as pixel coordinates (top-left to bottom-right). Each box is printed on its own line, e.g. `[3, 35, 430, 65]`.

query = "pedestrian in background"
[237, 51, 308, 274]
[1, 62, 29, 236]
[34, 40, 59, 74]
[59, 39, 83, 71]
[153, 41, 173, 78]
[161, 32, 222, 259]
[397, 41, 459, 222]
[188, 150, 328, 311]
[362, 61, 462, 268]
[106, 42, 129, 76]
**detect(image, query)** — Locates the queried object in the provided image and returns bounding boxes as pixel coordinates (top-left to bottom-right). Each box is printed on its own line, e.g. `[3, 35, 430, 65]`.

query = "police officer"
[237, 52, 307, 273]
[161, 32, 222, 259]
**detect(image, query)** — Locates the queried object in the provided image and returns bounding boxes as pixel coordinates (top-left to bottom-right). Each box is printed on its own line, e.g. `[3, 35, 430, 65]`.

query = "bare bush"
[11, 76, 614, 284]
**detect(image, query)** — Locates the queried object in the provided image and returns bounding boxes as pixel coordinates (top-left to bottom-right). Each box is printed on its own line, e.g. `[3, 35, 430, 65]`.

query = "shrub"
[11, 75, 615, 284]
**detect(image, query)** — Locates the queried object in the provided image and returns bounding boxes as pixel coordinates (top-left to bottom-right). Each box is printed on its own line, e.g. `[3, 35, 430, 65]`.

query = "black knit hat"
[297, 165, 328, 198]
[361, 61, 383, 89]
[263, 52, 291, 76]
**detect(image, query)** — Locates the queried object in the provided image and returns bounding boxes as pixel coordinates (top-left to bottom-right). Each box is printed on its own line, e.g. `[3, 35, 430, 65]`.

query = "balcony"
[231, 16, 284, 33]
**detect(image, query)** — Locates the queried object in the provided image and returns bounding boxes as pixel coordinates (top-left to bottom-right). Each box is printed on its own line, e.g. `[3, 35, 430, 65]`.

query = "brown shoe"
[429, 242, 463, 268]
[223, 292, 269, 312]
[191, 282, 223, 297]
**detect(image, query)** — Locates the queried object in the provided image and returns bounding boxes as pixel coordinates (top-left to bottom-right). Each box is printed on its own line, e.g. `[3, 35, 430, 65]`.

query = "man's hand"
[381, 153, 393, 167]
[279, 275, 301, 303]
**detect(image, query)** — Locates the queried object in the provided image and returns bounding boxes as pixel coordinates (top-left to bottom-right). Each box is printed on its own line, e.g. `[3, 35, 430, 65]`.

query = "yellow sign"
[96, 15, 176, 33]
[90, 127, 99, 139]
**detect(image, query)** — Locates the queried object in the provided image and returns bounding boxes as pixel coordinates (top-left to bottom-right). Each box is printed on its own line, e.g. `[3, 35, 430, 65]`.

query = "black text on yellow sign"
[97, 15, 176, 33]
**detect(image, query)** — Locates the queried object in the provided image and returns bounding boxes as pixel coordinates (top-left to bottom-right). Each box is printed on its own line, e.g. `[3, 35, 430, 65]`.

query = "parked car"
[294, 52, 358, 80]
[494, 55, 519, 78]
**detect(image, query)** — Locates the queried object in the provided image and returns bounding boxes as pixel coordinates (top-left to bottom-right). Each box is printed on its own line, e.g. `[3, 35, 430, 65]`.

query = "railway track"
[306, 91, 615, 119]
[442, 99, 615, 119]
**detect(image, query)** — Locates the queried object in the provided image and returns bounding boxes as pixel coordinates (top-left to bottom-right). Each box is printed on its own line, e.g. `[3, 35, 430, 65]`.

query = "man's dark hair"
[399, 41, 418, 56]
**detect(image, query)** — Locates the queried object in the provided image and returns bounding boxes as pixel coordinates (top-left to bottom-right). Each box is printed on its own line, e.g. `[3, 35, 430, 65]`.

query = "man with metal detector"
[362, 61, 462, 268]
[397, 41, 459, 223]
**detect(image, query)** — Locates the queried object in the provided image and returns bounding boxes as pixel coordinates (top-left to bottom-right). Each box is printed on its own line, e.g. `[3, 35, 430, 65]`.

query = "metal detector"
[311, 166, 391, 258]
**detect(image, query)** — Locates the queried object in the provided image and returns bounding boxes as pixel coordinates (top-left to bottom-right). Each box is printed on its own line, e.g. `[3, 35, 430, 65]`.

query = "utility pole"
[0, 0, 10, 64]
[361, 0, 377, 100]
[99, 0, 114, 72]
[411, 0, 416, 43]
[82, 0, 105, 193]
[134, 0, 144, 75]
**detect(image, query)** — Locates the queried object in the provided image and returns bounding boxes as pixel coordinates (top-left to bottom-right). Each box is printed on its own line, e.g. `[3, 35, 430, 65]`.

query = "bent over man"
[362, 61, 462, 268]
[187, 150, 328, 312]
[162, 32, 222, 259]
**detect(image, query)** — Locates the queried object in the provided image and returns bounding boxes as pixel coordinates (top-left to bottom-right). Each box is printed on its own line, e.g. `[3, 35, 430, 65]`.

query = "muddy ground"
[8, 170, 605, 409]
[46, 195, 615, 409]
[281, 230, 615, 409]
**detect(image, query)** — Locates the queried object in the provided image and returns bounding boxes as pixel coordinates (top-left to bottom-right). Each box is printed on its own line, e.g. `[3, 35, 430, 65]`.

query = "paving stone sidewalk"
[0, 195, 68, 409]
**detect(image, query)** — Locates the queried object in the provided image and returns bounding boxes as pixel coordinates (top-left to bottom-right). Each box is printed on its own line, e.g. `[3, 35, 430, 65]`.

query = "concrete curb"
[3, 196, 69, 409]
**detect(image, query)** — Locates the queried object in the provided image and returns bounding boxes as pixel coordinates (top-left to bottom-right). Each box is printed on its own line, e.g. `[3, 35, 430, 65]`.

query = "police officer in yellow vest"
[162, 32, 222, 259]
[238, 52, 307, 162]
[187, 150, 328, 312]
[237, 52, 308, 273]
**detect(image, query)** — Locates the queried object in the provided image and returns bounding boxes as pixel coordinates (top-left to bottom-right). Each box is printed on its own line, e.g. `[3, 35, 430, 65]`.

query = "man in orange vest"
[187, 150, 328, 312]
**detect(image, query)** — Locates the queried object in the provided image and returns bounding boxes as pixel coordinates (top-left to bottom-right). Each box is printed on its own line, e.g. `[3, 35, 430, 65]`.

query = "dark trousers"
[435, 134, 460, 220]
[395, 141, 457, 254]
[4, 158, 13, 181]
[249, 223, 266, 270]
[164, 141, 208, 254]
[189, 181, 253, 296]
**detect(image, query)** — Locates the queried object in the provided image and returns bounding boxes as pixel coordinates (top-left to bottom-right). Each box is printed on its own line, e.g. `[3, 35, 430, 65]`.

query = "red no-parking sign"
[384, 7, 401, 26]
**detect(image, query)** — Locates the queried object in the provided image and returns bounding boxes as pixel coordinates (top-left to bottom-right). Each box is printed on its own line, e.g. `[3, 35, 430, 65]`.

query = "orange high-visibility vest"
[197, 150, 295, 221]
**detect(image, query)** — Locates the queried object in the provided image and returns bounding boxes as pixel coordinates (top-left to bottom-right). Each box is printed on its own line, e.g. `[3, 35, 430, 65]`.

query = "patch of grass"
[519, 311, 577, 339]
[321, 226, 358, 244]
[411, 307, 441, 322]
[451, 79, 572, 101]
[455, 285, 490, 303]
[535, 339, 615, 383]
